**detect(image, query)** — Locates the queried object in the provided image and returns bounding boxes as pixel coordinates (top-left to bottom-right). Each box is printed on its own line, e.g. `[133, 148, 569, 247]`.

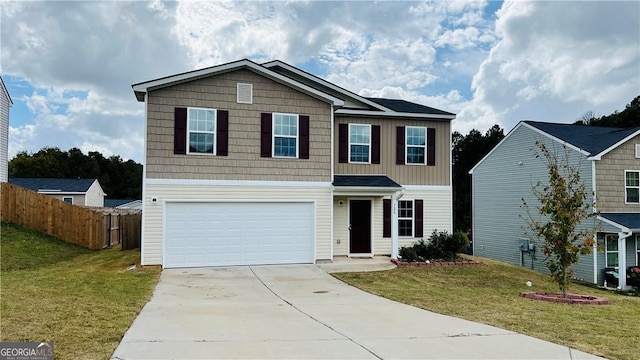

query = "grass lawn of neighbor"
[0, 222, 160, 360]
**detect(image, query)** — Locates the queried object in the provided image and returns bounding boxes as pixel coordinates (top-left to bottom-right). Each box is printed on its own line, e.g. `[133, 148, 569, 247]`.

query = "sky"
[1, 0, 639, 164]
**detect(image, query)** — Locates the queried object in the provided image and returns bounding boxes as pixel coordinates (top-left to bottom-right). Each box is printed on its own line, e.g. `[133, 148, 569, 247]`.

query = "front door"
[349, 200, 371, 254]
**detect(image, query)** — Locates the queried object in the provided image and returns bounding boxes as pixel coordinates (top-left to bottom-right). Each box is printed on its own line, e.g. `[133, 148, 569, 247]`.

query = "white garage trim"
[162, 199, 317, 268]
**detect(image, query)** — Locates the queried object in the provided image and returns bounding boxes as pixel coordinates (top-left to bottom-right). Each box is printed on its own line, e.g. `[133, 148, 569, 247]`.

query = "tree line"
[8, 96, 639, 215]
[9, 148, 142, 200]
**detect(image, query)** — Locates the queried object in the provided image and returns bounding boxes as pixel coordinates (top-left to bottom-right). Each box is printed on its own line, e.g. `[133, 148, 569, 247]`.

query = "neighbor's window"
[406, 126, 426, 164]
[626, 171, 640, 203]
[273, 113, 298, 157]
[605, 234, 619, 267]
[398, 200, 414, 237]
[349, 124, 371, 163]
[188, 107, 216, 154]
[63, 197, 73, 204]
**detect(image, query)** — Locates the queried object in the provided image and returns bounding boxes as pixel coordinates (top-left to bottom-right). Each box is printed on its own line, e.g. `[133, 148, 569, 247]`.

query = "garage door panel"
[165, 202, 315, 268]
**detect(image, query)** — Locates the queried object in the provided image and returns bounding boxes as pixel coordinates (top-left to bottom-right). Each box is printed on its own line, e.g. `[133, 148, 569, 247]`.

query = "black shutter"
[299, 115, 310, 159]
[427, 128, 436, 166]
[339, 124, 348, 163]
[383, 198, 391, 238]
[216, 110, 229, 156]
[396, 126, 405, 165]
[414, 199, 424, 238]
[372, 125, 380, 164]
[261, 113, 272, 157]
[174, 107, 187, 154]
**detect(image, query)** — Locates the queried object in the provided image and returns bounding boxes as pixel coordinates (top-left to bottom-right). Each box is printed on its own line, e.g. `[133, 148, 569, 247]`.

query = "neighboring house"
[132, 59, 454, 268]
[0, 76, 12, 183]
[9, 178, 107, 207]
[470, 120, 640, 289]
[105, 199, 143, 210]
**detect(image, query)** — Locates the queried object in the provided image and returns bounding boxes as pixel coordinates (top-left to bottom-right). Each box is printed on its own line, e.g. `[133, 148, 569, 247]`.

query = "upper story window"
[187, 108, 216, 155]
[625, 170, 640, 203]
[605, 234, 618, 267]
[406, 126, 426, 164]
[349, 124, 371, 163]
[273, 113, 298, 158]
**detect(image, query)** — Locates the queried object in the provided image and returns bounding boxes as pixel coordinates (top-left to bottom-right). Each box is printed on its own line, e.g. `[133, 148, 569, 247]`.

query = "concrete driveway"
[112, 265, 602, 360]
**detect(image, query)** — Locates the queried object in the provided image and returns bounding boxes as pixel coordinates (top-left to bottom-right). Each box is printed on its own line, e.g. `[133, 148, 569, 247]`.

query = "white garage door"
[164, 202, 315, 268]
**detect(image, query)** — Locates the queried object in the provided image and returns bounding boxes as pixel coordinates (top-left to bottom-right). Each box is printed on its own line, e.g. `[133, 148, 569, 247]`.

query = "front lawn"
[334, 257, 639, 360]
[0, 222, 160, 360]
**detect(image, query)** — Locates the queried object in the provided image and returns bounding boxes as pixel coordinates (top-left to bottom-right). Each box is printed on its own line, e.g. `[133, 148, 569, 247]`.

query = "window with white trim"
[273, 113, 298, 157]
[406, 126, 426, 164]
[398, 200, 413, 237]
[605, 234, 618, 267]
[349, 124, 371, 163]
[625, 170, 640, 203]
[187, 107, 216, 154]
[63, 197, 73, 204]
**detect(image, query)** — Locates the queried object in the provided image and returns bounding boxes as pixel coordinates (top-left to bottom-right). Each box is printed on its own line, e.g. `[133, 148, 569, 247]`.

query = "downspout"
[329, 105, 335, 261]
[391, 189, 405, 259]
[591, 159, 597, 284]
[618, 230, 631, 289]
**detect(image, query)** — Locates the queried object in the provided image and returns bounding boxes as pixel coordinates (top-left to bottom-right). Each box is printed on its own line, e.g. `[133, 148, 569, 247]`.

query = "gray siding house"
[470, 121, 640, 289]
[9, 178, 107, 207]
[0, 76, 12, 183]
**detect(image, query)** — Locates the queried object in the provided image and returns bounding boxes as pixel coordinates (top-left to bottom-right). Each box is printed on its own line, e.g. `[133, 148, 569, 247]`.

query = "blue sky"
[1, 1, 638, 163]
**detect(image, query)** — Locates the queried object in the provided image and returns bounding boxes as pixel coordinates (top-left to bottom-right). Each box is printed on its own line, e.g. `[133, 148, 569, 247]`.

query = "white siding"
[85, 180, 105, 207]
[399, 188, 453, 249]
[0, 77, 11, 183]
[143, 182, 332, 266]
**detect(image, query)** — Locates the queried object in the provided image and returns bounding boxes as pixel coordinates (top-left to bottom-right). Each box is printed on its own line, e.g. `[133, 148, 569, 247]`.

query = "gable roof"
[0, 76, 13, 106]
[523, 121, 640, 157]
[132, 59, 344, 106]
[133, 59, 454, 121]
[470, 120, 640, 174]
[9, 178, 98, 193]
[366, 98, 455, 116]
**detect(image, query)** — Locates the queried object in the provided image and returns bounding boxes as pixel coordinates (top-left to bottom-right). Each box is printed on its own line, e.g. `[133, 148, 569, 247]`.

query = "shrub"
[397, 230, 469, 262]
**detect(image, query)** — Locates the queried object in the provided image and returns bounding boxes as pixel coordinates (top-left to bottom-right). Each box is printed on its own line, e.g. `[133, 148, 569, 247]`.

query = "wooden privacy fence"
[1, 182, 141, 250]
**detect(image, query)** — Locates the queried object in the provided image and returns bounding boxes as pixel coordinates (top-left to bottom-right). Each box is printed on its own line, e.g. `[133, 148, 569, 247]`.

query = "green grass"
[0, 222, 160, 360]
[334, 256, 639, 360]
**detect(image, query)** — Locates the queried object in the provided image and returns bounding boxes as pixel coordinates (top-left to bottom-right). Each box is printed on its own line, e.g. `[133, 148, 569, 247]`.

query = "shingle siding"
[596, 134, 640, 212]
[334, 116, 450, 186]
[472, 124, 598, 283]
[146, 69, 332, 182]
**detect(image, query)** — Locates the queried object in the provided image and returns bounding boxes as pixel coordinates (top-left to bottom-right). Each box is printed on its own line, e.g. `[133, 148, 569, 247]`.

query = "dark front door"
[349, 200, 371, 254]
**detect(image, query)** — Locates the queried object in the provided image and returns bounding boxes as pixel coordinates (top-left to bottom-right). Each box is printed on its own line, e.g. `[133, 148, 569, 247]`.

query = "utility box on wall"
[519, 238, 530, 252]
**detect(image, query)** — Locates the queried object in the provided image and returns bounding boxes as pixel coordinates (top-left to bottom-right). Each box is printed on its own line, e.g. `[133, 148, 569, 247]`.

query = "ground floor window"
[63, 197, 73, 204]
[398, 200, 413, 237]
[636, 235, 640, 265]
[605, 234, 619, 267]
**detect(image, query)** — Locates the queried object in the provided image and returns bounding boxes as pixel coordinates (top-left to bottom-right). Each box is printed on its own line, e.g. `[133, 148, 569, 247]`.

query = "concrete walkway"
[112, 265, 603, 360]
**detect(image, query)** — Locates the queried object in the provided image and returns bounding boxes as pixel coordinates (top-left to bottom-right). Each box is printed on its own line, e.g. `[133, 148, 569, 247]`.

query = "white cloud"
[459, 0, 640, 134]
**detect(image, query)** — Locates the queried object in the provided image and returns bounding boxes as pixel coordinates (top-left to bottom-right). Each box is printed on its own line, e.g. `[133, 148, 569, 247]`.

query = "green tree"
[574, 95, 640, 128]
[521, 141, 597, 297]
[453, 125, 505, 232]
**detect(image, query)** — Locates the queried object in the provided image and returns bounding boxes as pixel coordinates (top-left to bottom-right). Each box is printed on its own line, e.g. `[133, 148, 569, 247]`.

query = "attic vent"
[636, 144, 640, 159]
[237, 83, 253, 104]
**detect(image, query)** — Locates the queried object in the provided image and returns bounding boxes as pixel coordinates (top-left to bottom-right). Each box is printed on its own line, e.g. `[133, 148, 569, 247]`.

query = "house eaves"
[0, 76, 13, 106]
[336, 108, 455, 120]
[469, 121, 591, 175]
[588, 128, 640, 160]
[132, 59, 344, 107]
[262, 60, 392, 113]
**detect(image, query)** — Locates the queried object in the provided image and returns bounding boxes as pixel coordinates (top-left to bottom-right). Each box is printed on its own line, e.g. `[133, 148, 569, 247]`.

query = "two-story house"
[132, 59, 454, 268]
[470, 120, 640, 288]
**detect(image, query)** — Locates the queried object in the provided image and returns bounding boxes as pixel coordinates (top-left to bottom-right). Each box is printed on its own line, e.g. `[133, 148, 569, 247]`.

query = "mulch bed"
[519, 291, 609, 305]
[391, 258, 482, 267]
